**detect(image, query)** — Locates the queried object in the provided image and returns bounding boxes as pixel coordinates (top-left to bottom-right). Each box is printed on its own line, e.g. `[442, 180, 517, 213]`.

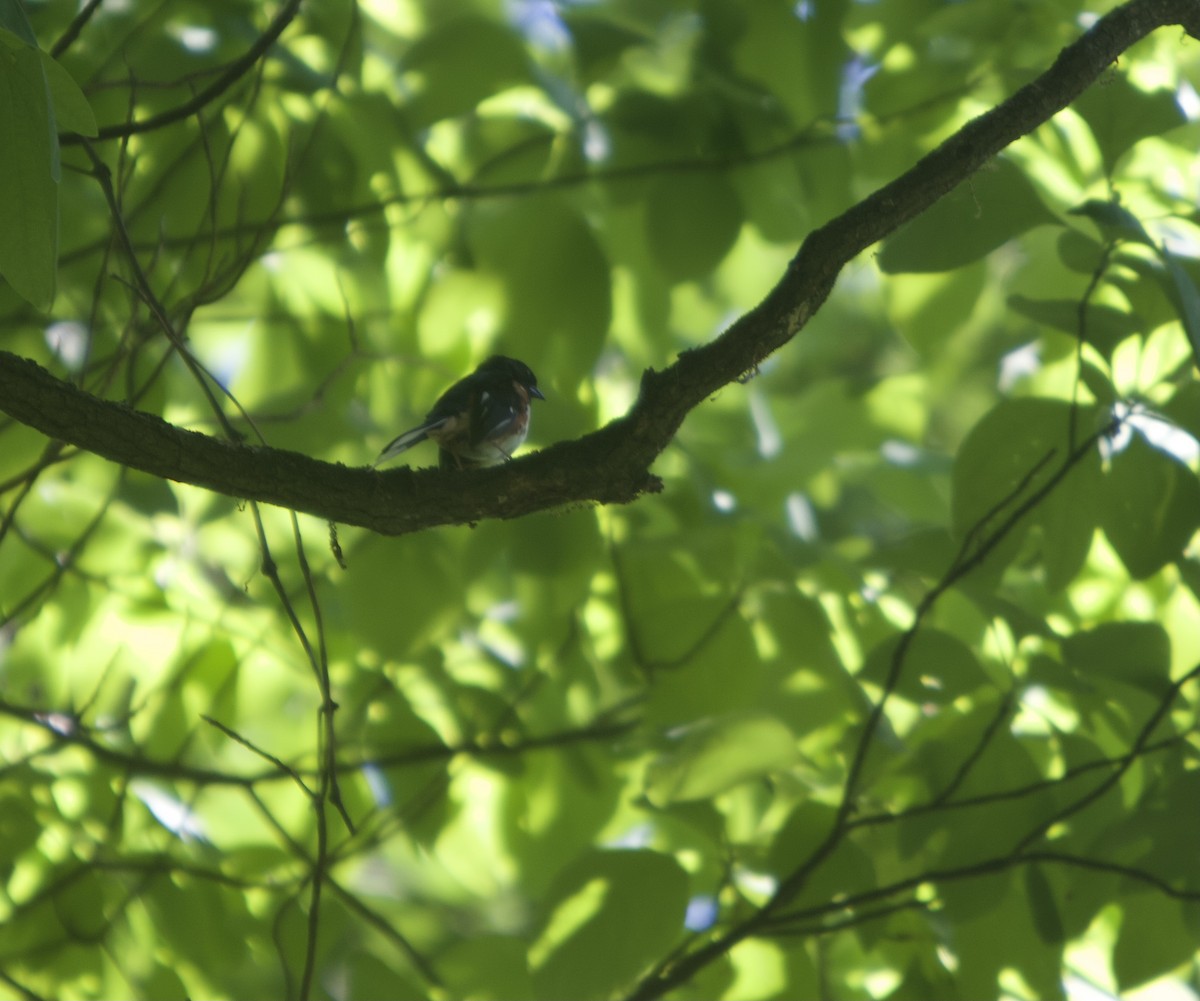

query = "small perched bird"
[376, 355, 545, 470]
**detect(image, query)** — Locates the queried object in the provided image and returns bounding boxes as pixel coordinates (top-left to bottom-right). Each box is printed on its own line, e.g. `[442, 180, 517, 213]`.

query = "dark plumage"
[376, 355, 544, 469]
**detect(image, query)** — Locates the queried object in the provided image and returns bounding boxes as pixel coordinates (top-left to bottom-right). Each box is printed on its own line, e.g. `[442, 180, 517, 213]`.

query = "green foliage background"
[1, 0, 1200, 998]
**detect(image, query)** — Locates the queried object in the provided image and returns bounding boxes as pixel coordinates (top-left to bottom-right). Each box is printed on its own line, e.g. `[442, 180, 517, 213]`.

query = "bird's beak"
[529, 386, 546, 401]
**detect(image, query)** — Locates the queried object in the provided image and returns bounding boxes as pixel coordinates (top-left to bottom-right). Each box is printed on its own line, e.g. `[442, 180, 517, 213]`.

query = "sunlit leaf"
[530, 850, 688, 1001]
[400, 15, 533, 127]
[644, 712, 797, 805]
[1113, 894, 1198, 992]
[1074, 76, 1186, 173]
[1099, 434, 1200, 579]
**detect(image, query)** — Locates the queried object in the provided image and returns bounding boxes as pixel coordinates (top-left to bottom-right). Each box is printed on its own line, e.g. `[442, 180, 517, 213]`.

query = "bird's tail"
[375, 425, 431, 467]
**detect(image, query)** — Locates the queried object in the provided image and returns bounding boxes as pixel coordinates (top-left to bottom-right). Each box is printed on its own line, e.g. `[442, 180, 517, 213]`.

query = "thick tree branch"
[3, 0, 1198, 536]
[0, 349, 658, 533]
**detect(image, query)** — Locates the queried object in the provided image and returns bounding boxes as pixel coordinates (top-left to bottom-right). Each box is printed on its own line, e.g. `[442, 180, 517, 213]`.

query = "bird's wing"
[469, 388, 519, 445]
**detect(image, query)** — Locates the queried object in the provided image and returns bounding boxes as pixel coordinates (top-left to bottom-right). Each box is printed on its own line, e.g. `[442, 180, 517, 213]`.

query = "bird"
[375, 355, 545, 470]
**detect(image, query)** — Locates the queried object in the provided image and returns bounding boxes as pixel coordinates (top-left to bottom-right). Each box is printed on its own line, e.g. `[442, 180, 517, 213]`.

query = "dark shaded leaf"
[1007, 294, 1142, 358]
[0, 29, 57, 308]
[880, 158, 1057, 273]
[1025, 864, 1066, 945]
[1100, 434, 1200, 580]
[859, 629, 989, 703]
[1068, 199, 1154, 246]
[1062, 620, 1171, 696]
[645, 172, 743, 281]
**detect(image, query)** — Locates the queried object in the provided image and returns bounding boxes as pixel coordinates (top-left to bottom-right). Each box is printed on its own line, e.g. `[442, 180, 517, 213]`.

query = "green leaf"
[898, 708, 1055, 867]
[563, 9, 643, 75]
[1100, 434, 1200, 580]
[859, 629, 989, 704]
[400, 16, 532, 127]
[645, 172, 743, 281]
[1074, 76, 1186, 173]
[1067, 199, 1154, 246]
[734, 156, 811, 245]
[731, 0, 848, 125]
[1062, 621, 1172, 697]
[1108, 255, 1186, 334]
[939, 872, 1065, 1000]
[644, 712, 797, 806]
[1025, 865, 1066, 945]
[1114, 894, 1197, 991]
[768, 801, 837, 874]
[1007, 294, 1142, 358]
[644, 610, 763, 726]
[0, 28, 57, 308]
[146, 878, 266, 991]
[530, 850, 688, 1001]
[140, 964, 191, 1001]
[1056, 227, 1109, 273]
[438, 936, 532, 1001]
[1162, 247, 1200, 368]
[467, 197, 611, 374]
[1036, 430, 1103, 592]
[0, 0, 37, 44]
[768, 803, 876, 907]
[0, 786, 42, 861]
[40, 51, 97, 137]
[1077, 360, 1117, 407]
[879, 158, 1057, 273]
[52, 867, 109, 939]
[951, 397, 1095, 574]
[1161, 381, 1200, 440]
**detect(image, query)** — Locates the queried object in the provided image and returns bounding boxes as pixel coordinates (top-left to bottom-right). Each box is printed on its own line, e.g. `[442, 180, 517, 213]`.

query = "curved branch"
[0, 348, 659, 534]
[5, 0, 1199, 537]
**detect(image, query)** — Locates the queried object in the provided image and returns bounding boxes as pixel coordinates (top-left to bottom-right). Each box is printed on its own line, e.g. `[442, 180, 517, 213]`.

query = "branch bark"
[3, 0, 1197, 537]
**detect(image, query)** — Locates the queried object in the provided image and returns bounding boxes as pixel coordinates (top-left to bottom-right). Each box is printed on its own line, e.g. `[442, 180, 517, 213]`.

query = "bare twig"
[60, 0, 302, 145]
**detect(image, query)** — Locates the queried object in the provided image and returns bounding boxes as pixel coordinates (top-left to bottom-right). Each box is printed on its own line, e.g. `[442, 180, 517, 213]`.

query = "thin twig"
[61, 0, 303, 145]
